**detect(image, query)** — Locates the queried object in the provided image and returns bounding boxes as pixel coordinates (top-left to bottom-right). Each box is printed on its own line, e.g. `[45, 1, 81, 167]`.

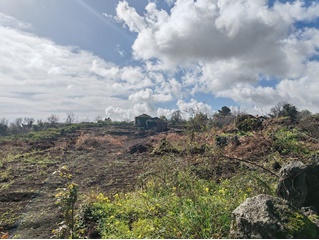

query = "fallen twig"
[220, 155, 279, 178]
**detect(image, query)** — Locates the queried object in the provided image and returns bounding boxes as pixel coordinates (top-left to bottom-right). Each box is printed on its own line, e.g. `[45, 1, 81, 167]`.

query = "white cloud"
[115, 0, 319, 114]
[0, 12, 31, 29]
[2, 0, 319, 123]
[0, 13, 161, 121]
[177, 99, 214, 118]
[273, 0, 319, 23]
[116, 1, 146, 32]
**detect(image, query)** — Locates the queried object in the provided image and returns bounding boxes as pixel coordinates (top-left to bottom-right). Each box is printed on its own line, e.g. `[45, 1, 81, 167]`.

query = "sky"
[0, 0, 319, 122]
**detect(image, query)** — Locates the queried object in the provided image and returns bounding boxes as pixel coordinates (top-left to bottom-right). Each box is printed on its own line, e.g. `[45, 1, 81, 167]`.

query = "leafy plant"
[235, 114, 262, 132]
[272, 128, 311, 155]
[52, 166, 78, 238]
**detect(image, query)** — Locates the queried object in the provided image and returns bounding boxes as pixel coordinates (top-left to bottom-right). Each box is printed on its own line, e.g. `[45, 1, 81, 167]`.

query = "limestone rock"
[229, 194, 318, 239]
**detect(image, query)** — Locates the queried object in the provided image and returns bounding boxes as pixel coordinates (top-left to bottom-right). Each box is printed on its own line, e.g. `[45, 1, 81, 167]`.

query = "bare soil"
[0, 124, 164, 238]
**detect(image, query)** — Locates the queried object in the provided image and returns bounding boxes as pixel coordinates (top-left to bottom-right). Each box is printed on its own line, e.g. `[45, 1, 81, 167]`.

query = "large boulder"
[304, 156, 319, 210]
[276, 161, 308, 208]
[277, 160, 319, 210]
[230, 194, 318, 239]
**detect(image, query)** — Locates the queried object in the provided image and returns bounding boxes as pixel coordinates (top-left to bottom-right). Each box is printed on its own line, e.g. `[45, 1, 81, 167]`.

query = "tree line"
[0, 102, 316, 137]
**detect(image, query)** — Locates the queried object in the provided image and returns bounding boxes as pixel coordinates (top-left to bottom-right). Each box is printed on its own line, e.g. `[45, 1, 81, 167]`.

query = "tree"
[269, 102, 298, 121]
[282, 103, 298, 121]
[65, 112, 77, 125]
[22, 117, 34, 130]
[47, 114, 59, 127]
[218, 106, 231, 116]
[94, 115, 102, 122]
[188, 112, 209, 132]
[171, 110, 183, 124]
[9, 118, 23, 134]
[0, 118, 8, 136]
[297, 109, 312, 121]
[159, 115, 168, 122]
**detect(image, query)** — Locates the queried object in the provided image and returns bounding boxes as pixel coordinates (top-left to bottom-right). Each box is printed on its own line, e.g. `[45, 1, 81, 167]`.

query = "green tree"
[269, 102, 298, 122]
[218, 106, 231, 116]
[297, 109, 312, 120]
[282, 103, 298, 121]
[0, 118, 8, 136]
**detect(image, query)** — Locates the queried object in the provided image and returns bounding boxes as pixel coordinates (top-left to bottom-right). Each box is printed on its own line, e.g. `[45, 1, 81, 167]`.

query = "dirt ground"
[0, 124, 165, 238]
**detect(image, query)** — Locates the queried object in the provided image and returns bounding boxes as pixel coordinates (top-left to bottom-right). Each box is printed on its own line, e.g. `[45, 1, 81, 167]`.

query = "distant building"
[134, 114, 168, 132]
[134, 114, 152, 128]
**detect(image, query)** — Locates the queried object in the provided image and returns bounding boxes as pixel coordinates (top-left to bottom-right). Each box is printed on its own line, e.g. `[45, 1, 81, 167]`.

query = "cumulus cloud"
[176, 99, 214, 118]
[115, 0, 319, 113]
[2, 0, 319, 122]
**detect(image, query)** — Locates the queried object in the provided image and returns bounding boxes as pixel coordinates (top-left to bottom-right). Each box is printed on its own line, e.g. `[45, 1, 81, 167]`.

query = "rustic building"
[134, 114, 152, 128]
[134, 114, 168, 132]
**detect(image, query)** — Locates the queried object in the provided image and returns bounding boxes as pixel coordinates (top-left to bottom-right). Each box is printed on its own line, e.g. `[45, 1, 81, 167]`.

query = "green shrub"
[235, 115, 262, 132]
[272, 128, 311, 155]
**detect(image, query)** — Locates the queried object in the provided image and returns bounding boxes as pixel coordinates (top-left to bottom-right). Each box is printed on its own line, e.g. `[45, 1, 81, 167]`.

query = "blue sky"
[0, 0, 319, 122]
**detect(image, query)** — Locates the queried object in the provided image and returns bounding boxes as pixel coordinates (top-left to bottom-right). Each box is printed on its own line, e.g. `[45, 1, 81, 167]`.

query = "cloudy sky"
[1, 0, 319, 122]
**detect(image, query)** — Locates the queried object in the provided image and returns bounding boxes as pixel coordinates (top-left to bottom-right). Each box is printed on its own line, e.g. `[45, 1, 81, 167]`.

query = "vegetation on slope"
[0, 102, 318, 238]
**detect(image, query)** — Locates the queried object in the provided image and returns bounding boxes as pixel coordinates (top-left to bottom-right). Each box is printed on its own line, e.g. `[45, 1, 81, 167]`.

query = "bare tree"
[65, 112, 77, 125]
[94, 115, 102, 123]
[171, 110, 183, 123]
[47, 114, 59, 127]
[22, 117, 34, 130]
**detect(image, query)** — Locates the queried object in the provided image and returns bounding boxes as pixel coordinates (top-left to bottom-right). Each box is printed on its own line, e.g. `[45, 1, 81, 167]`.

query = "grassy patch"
[272, 128, 312, 155]
[74, 156, 276, 239]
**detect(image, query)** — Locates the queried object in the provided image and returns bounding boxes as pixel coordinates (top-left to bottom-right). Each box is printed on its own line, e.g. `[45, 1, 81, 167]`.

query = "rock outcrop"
[277, 160, 319, 210]
[229, 194, 318, 239]
[276, 161, 308, 208]
[230, 159, 319, 238]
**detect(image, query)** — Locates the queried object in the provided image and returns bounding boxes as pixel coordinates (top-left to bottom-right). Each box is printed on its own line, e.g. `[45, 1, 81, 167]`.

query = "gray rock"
[277, 160, 319, 210]
[229, 194, 318, 239]
[304, 159, 319, 210]
[276, 161, 308, 208]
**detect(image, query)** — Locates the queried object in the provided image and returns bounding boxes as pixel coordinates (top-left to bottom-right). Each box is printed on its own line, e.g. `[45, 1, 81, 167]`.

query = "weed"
[73, 156, 276, 238]
[272, 128, 311, 155]
[52, 166, 78, 239]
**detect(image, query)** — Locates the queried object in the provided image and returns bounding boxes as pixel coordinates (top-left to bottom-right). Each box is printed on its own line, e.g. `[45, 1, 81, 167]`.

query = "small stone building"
[134, 114, 168, 132]
[134, 114, 152, 128]
[146, 117, 168, 132]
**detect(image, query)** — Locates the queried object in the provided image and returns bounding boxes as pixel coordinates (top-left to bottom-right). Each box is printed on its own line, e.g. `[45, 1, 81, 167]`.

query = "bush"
[272, 128, 311, 156]
[235, 115, 262, 132]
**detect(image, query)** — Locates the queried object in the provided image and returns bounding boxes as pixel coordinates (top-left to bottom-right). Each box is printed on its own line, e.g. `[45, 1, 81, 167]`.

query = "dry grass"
[225, 134, 273, 159]
[75, 133, 128, 151]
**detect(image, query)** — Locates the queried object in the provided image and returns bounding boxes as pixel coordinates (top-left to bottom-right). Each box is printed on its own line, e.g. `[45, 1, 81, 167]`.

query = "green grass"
[272, 128, 311, 155]
[73, 157, 277, 239]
